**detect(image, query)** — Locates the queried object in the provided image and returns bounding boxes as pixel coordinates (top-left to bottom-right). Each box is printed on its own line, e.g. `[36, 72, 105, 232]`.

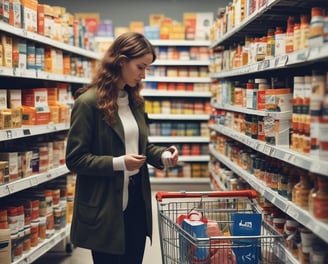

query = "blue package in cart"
[180, 218, 208, 263]
[231, 213, 262, 264]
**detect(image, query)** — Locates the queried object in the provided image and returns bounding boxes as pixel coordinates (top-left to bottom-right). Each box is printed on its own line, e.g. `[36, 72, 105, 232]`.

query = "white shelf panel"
[211, 101, 292, 120]
[152, 60, 210, 66]
[209, 145, 328, 244]
[209, 124, 328, 176]
[37, 71, 91, 83]
[149, 136, 209, 143]
[210, 44, 328, 78]
[0, 123, 70, 142]
[0, 21, 101, 60]
[150, 40, 210, 46]
[142, 89, 212, 98]
[0, 66, 91, 83]
[148, 114, 210, 120]
[144, 76, 211, 83]
[178, 155, 210, 162]
[0, 165, 69, 198]
[150, 177, 210, 184]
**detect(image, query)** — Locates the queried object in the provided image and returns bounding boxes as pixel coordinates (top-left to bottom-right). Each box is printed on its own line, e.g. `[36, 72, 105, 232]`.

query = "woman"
[65, 32, 179, 264]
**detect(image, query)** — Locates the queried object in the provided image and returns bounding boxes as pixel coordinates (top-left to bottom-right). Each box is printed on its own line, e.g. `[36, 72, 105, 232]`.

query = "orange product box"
[58, 103, 70, 123]
[37, 4, 54, 36]
[149, 14, 165, 26]
[183, 13, 197, 40]
[157, 82, 167, 90]
[129, 21, 144, 34]
[22, 105, 50, 125]
[44, 46, 55, 73]
[11, 0, 22, 28]
[21, 0, 38, 33]
[49, 105, 59, 123]
[47, 87, 58, 105]
[63, 54, 71, 75]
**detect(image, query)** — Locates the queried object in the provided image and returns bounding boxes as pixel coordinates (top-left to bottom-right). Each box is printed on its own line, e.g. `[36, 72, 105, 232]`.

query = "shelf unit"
[143, 40, 211, 182]
[209, 0, 328, 263]
[0, 20, 99, 263]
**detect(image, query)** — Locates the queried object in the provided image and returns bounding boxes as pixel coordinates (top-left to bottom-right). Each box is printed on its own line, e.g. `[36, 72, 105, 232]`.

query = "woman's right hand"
[124, 154, 146, 171]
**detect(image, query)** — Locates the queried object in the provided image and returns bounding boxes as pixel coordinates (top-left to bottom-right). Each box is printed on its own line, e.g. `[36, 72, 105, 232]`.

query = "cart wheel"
[66, 243, 73, 254]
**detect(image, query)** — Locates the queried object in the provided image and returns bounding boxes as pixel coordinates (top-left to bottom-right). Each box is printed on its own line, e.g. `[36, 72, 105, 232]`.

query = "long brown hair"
[75, 32, 156, 124]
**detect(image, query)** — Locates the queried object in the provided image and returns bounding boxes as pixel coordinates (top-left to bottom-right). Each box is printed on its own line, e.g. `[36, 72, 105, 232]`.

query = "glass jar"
[313, 175, 328, 222]
[292, 169, 311, 210]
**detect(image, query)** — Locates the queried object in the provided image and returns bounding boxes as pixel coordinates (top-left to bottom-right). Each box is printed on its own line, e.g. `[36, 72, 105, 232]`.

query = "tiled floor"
[33, 182, 211, 263]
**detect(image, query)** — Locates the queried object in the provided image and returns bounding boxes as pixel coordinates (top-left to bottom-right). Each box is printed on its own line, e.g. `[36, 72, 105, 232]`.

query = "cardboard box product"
[10, 107, 22, 128]
[1, 34, 13, 67]
[0, 161, 9, 185]
[49, 105, 60, 123]
[11, 0, 22, 28]
[19, 150, 33, 177]
[7, 89, 22, 108]
[26, 42, 36, 70]
[22, 105, 50, 125]
[0, 89, 7, 109]
[0, 152, 19, 182]
[129, 21, 144, 34]
[0, 109, 12, 129]
[195, 12, 213, 41]
[22, 88, 48, 107]
[21, 0, 38, 33]
[35, 45, 45, 71]
[183, 12, 197, 40]
[149, 14, 165, 26]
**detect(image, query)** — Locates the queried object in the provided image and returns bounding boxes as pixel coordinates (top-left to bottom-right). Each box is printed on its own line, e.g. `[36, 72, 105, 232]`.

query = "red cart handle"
[156, 189, 257, 202]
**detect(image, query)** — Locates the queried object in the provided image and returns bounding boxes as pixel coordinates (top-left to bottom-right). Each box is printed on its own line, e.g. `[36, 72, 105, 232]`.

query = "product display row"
[209, 0, 328, 263]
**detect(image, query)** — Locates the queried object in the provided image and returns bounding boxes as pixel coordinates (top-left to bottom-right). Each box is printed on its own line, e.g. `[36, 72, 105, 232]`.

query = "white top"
[113, 89, 139, 210]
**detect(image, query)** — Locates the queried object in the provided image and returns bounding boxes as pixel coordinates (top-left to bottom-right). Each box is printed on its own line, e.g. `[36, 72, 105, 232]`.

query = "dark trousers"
[91, 173, 147, 264]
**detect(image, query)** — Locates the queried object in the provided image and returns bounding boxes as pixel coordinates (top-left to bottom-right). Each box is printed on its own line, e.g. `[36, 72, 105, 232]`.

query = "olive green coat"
[65, 87, 166, 254]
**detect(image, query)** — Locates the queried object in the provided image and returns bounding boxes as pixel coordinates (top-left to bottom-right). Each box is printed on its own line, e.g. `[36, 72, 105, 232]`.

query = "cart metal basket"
[156, 190, 284, 264]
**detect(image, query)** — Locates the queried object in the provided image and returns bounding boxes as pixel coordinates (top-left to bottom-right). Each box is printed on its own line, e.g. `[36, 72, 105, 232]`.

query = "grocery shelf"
[0, 123, 70, 142]
[0, 165, 70, 198]
[178, 155, 210, 162]
[210, 44, 328, 78]
[152, 60, 210, 66]
[150, 177, 210, 184]
[150, 40, 210, 46]
[0, 66, 91, 83]
[142, 89, 212, 98]
[0, 21, 101, 59]
[210, 0, 327, 48]
[12, 225, 70, 264]
[149, 136, 209, 143]
[209, 124, 328, 176]
[144, 76, 211, 83]
[211, 101, 292, 120]
[148, 114, 210, 120]
[209, 145, 328, 244]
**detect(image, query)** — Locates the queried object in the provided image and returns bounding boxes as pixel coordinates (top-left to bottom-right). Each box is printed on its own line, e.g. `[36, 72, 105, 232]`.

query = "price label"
[263, 145, 272, 155]
[274, 55, 288, 67]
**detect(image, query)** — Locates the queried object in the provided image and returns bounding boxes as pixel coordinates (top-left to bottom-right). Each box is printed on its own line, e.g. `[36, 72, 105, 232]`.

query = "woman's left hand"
[162, 145, 179, 167]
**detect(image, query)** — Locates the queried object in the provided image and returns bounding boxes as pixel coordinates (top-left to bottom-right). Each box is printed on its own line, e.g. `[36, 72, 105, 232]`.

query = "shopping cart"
[156, 190, 284, 264]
